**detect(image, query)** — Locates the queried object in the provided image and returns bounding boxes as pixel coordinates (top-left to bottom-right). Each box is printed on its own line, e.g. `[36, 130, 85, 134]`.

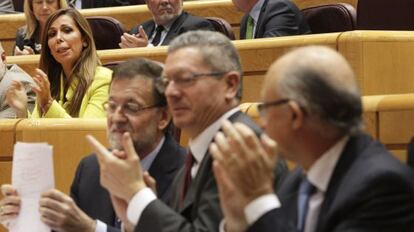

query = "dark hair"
[112, 58, 166, 107]
[40, 8, 99, 117]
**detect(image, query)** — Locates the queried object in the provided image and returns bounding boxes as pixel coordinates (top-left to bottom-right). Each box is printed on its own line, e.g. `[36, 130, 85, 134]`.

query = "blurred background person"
[0, 0, 16, 14]
[119, 0, 214, 48]
[7, 8, 112, 118]
[14, 0, 68, 55]
[0, 42, 35, 118]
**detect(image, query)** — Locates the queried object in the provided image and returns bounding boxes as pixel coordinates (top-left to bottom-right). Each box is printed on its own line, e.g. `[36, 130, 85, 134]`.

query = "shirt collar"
[249, 0, 265, 23]
[140, 135, 165, 171]
[189, 107, 240, 164]
[306, 136, 349, 192]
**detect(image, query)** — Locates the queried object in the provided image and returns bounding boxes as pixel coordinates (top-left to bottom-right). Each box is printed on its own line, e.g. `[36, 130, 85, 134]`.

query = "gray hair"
[277, 47, 363, 136]
[168, 30, 243, 100]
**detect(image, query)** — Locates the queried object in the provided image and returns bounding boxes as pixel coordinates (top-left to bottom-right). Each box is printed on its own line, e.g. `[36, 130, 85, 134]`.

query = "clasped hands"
[119, 26, 149, 48]
[6, 68, 53, 117]
[209, 120, 279, 232]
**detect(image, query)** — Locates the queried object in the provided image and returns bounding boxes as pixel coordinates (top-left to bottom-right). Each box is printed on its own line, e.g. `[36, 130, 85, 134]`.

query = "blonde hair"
[40, 8, 101, 117]
[23, 0, 68, 40]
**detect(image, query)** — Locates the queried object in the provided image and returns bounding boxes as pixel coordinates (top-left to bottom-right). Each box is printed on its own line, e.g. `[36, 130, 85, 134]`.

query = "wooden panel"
[0, 120, 20, 159]
[388, 150, 407, 164]
[15, 119, 108, 194]
[338, 31, 414, 95]
[379, 111, 414, 145]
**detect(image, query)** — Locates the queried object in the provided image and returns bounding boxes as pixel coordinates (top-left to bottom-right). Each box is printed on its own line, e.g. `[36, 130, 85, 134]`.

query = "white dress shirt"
[95, 136, 165, 232]
[126, 107, 240, 227]
[147, 21, 173, 47]
[242, 136, 349, 232]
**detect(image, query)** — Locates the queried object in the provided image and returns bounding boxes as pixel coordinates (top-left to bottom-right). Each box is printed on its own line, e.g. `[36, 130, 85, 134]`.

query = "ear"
[223, 71, 241, 101]
[82, 38, 88, 48]
[288, 101, 304, 130]
[157, 107, 171, 131]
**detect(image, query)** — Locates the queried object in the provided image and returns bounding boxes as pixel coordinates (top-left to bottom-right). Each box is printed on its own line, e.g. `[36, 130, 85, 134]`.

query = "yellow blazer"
[31, 66, 112, 118]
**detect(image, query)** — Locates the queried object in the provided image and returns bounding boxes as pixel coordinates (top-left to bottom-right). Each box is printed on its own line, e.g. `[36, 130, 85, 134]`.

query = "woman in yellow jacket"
[7, 8, 111, 118]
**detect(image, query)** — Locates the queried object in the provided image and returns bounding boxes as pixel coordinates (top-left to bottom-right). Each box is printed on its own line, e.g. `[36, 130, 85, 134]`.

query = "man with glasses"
[210, 46, 414, 232]
[87, 30, 287, 232]
[0, 59, 185, 232]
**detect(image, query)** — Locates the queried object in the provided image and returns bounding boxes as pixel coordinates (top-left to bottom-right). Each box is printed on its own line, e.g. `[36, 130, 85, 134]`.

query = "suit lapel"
[315, 133, 369, 232]
[142, 21, 156, 39]
[148, 134, 183, 201]
[162, 12, 188, 45]
[240, 14, 248, 39]
[255, 0, 269, 38]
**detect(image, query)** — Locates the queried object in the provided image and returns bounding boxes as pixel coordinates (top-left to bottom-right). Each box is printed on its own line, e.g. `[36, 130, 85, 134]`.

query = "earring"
[83, 42, 88, 47]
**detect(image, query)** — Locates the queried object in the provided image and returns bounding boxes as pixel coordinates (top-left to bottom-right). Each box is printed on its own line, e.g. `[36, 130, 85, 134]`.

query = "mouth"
[55, 47, 70, 55]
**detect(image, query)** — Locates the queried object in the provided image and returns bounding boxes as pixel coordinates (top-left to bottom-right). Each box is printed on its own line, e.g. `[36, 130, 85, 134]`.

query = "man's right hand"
[119, 26, 149, 48]
[5, 80, 28, 118]
[0, 184, 21, 228]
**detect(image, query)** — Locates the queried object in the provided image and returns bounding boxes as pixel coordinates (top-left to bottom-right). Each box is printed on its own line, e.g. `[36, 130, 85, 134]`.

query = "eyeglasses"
[155, 71, 227, 93]
[103, 101, 160, 116]
[257, 99, 290, 116]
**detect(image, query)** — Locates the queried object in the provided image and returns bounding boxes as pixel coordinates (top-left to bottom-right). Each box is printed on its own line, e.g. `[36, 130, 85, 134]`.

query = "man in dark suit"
[0, 59, 185, 232]
[235, 0, 310, 39]
[119, 0, 214, 48]
[88, 31, 287, 232]
[210, 46, 414, 232]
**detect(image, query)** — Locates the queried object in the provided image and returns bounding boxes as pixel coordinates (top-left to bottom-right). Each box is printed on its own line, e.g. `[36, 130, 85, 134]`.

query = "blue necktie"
[297, 177, 316, 232]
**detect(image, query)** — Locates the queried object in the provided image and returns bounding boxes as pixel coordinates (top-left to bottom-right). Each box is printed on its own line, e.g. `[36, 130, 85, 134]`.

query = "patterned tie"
[297, 177, 316, 232]
[181, 150, 194, 203]
[245, 16, 255, 39]
[151, 26, 164, 46]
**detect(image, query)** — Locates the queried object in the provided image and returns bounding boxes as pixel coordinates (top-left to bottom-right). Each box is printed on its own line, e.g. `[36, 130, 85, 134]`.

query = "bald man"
[211, 46, 414, 232]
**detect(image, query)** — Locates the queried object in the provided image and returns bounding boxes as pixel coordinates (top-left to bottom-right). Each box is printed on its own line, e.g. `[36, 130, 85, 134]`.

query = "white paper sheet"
[9, 142, 54, 232]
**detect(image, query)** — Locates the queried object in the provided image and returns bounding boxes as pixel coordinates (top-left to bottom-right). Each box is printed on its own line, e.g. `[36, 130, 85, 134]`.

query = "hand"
[38, 189, 96, 232]
[109, 194, 134, 232]
[209, 120, 278, 231]
[31, 68, 53, 114]
[5, 80, 28, 118]
[86, 132, 146, 201]
[0, 185, 21, 229]
[119, 27, 148, 48]
[14, 46, 35, 56]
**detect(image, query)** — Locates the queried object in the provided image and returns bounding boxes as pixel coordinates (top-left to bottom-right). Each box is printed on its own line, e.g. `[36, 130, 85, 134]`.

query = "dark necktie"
[151, 26, 164, 46]
[181, 150, 194, 203]
[297, 177, 316, 232]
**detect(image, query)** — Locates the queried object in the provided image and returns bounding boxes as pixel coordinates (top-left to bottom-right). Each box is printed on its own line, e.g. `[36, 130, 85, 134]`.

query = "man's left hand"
[38, 189, 96, 232]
